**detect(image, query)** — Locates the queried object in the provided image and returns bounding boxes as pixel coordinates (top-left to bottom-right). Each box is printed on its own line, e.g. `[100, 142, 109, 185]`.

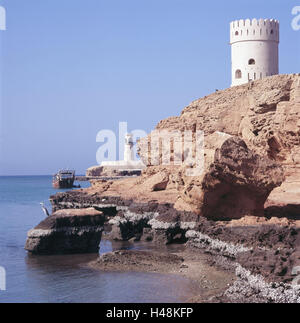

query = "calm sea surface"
[0, 176, 196, 303]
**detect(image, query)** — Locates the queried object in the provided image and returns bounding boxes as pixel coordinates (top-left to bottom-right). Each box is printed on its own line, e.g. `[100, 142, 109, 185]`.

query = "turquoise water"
[0, 176, 195, 303]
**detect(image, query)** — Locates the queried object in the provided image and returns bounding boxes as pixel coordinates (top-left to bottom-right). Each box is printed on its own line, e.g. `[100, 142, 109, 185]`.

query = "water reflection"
[19, 240, 195, 303]
[0, 176, 198, 303]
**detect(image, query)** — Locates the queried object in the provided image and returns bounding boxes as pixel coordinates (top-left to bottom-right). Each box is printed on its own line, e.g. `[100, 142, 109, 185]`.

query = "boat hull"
[52, 178, 75, 189]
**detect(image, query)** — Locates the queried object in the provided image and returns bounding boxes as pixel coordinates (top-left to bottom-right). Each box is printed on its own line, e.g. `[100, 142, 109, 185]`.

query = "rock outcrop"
[89, 250, 184, 273]
[86, 165, 142, 177]
[51, 133, 284, 222]
[138, 74, 300, 176]
[173, 133, 285, 219]
[186, 217, 300, 303]
[43, 74, 300, 302]
[25, 208, 105, 255]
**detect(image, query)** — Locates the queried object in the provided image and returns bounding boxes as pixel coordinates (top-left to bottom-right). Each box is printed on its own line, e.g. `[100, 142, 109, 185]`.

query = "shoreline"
[21, 74, 300, 303]
[88, 243, 236, 303]
[23, 170, 300, 302]
[43, 187, 300, 302]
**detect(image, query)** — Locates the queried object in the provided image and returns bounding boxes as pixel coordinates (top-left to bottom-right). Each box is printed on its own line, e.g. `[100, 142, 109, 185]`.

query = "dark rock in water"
[25, 208, 105, 255]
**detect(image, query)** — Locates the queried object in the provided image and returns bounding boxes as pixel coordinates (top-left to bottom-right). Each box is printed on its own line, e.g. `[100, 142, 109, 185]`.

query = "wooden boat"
[52, 170, 75, 189]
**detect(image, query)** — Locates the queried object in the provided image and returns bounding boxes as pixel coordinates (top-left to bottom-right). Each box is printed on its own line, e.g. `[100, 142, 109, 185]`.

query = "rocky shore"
[25, 208, 105, 255]
[25, 75, 300, 302]
[46, 182, 300, 302]
[89, 248, 236, 303]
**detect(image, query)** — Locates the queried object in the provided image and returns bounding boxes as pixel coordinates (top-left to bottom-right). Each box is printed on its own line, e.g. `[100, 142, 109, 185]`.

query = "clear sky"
[0, 0, 299, 175]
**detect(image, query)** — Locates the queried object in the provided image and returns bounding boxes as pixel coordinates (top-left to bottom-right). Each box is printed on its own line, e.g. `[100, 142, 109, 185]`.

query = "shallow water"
[0, 176, 196, 303]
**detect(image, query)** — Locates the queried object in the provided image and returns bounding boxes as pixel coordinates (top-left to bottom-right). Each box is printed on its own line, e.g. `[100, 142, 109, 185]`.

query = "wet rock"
[108, 210, 156, 241]
[89, 250, 184, 273]
[25, 208, 105, 255]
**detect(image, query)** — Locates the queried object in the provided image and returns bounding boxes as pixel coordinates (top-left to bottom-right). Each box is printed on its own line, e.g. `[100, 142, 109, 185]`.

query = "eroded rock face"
[52, 134, 284, 222]
[138, 170, 169, 192]
[25, 208, 105, 255]
[176, 135, 284, 219]
[138, 74, 300, 177]
[136, 134, 285, 220]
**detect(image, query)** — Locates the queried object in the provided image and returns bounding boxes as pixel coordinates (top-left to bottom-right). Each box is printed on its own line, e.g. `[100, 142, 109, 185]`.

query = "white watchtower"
[230, 18, 279, 87]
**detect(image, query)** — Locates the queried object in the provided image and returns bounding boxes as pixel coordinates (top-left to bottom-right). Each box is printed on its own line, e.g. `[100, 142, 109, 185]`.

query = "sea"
[0, 176, 196, 303]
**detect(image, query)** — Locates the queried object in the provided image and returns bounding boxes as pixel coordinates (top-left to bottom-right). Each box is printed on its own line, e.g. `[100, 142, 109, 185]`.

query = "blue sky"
[0, 0, 299, 175]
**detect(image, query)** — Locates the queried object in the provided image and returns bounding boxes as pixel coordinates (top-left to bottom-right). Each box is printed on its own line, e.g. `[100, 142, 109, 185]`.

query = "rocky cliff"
[42, 74, 300, 302]
[138, 74, 300, 175]
[135, 74, 300, 221]
[78, 133, 285, 220]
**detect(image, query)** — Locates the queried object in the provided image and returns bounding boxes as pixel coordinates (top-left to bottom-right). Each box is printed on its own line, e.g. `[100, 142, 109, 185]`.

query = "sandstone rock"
[25, 208, 105, 255]
[138, 74, 300, 178]
[54, 133, 284, 222]
[139, 171, 169, 191]
[25, 74, 300, 302]
[172, 133, 284, 219]
[264, 174, 300, 221]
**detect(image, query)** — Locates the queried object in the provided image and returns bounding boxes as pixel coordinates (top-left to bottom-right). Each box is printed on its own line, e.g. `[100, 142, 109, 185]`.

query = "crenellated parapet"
[230, 18, 280, 86]
[230, 18, 279, 44]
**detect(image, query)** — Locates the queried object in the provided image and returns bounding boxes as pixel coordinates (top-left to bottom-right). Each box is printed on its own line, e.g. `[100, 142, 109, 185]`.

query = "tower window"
[248, 58, 255, 65]
[235, 69, 242, 79]
[270, 29, 274, 34]
[235, 31, 239, 36]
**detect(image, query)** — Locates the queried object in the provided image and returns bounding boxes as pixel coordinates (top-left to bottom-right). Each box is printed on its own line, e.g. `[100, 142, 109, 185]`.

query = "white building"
[101, 133, 145, 170]
[124, 133, 134, 162]
[230, 18, 279, 87]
